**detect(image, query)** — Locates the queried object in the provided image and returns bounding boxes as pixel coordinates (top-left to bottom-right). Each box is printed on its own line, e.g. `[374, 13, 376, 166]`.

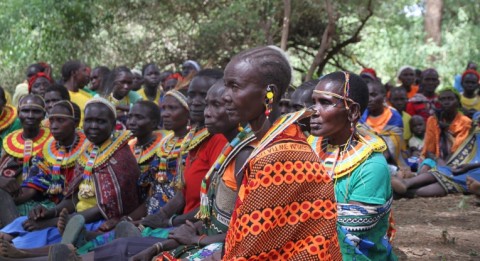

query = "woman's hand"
[141, 209, 169, 228]
[168, 220, 198, 245]
[97, 217, 120, 232]
[451, 164, 471, 176]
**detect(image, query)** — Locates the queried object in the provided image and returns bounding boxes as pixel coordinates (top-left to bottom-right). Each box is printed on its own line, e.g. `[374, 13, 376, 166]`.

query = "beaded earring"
[265, 85, 274, 119]
[238, 123, 244, 132]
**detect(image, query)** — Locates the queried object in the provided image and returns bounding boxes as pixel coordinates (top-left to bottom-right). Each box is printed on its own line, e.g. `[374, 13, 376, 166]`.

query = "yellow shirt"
[137, 88, 162, 105]
[461, 95, 480, 111]
[69, 89, 93, 127]
[402, 111, 412, 141]
[76, 179, 97, 212]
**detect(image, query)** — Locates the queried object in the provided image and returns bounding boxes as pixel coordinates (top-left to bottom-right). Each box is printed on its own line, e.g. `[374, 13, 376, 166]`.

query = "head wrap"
[396, 65, 415, 79]
[436, 85, 461, 103]
[183, 60, 201, 72]
[131, 68, 142, 76]
[85, 97, 117, 118]
[28, 72, 52, 93]
[360, 68, 377, 80]
[164, 90, 189, 111]
[461, 69, 480, 83]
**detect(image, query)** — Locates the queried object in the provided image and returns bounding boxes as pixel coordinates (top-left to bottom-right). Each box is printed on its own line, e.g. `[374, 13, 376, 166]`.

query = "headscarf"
[461, 69, 480, 83]
[182, 60, 201, 72]
[85, 97, 117, 118]
[396, 65, 415, 79]
[436, 85, 461, 103]
[360, 68, 377, 80]
[164, 90, 189, 111]
[28, 72, 52, 93]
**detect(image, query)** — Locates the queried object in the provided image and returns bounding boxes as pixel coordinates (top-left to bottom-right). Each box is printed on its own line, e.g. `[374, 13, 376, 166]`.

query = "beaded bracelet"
[154, 242, 163, 254]
[197, 235, 207, 247]
[168, 214, 178, 227]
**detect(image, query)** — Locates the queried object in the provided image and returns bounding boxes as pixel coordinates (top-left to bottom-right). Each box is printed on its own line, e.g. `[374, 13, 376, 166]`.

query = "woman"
[360, 80, 406, 168]
[221, 46, 340, 260]
[132, 81, 256, 261]
[89, 66, 111, 94]
[28, 72, 53, 98]
[101, 67, 143, 129]
[393, 99, 476, 198]
[396, 66, 418, 99]
[0, 95, 51, 207]
[422, 87, 471, 163]
[0, 97, 141, 252]
[0, 101, 85, 229]
[0, 87, 21, 146]
[309, 71, 396, 260]
[138, 63, 162, 105]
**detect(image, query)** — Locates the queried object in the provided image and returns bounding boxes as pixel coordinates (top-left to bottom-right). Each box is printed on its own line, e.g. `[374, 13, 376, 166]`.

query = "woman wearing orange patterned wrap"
[221, 46, 340, 260]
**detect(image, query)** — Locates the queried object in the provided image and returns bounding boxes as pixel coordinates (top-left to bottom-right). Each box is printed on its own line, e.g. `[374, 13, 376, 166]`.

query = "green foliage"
[0, 0, 479, 93]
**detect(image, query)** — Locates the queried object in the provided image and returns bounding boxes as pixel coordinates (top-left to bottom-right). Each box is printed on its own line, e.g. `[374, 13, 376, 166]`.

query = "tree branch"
[305, 0, 335, 81]
[316, 0, 374, 75]
[280, 0, 291, 50]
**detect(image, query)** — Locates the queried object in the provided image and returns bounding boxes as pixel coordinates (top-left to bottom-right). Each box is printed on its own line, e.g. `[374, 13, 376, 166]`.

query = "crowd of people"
[0, 45, 477, 261]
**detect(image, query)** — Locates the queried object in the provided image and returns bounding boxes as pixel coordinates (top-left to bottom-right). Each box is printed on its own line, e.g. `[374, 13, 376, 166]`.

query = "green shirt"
[335, 152, 396, 261]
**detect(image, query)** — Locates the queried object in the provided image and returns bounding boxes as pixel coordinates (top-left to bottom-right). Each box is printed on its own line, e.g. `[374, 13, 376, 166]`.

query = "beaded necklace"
[0, 105, 17, 132]
[133, 134, 159, 164]
[22, 139, 33, 181]
[79, 145, 99, 197]
[173, 127, 210, 190]
[155, 134, 183, 183]
[196, 125, 254, 220]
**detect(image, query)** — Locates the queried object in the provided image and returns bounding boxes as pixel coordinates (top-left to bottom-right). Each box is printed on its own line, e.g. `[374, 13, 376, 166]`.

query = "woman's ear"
[347, 103, 361, 122]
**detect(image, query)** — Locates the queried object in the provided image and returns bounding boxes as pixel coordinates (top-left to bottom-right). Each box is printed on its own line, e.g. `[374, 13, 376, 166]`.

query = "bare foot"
[57, 208, 70, 235]
[0, 232, 13, 242]
[0, 239, 30, 258]
[391, 176, 407, 194]
[466, 176, 480, 196]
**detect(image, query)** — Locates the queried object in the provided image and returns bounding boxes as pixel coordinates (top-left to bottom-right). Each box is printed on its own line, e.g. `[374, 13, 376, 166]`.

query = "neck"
[327, 127, 353, 146]
[144, 86, 157, 97]
[192, 121, 204, 130]
[464, 91, 475, 98]
[174, 126, 188, 138]
[423, 91, 435, 98]
[250, 114, 272, 141]
[23, 127, 40, 140]
[442, 110, 457, 122]
[112, 92, 126, 100]
[136, 132, 154, 147]
[369, 106, 385, 117]
[224, 128, 239, 142]
[402, 84, 411, 92]
[64, 80, 78, 92]
[58, 132, 76, 148]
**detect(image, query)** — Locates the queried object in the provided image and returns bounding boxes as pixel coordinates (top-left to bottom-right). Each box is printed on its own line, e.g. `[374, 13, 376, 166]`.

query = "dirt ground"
[392, 194, 480, 261]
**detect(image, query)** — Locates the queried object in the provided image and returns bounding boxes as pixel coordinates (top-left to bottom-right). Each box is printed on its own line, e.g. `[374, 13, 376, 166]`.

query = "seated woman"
[131, 80, 256, 261]
[421, 87, 471, 165]
[0, 95, 51, 218]
[0, 86, 21, 147]
[0, 97, 141, 253]
[220, 46, 340, 259]
[70, 93, 190, 255]
[360, 79, 407, 168]
[309, 71, 396, 260]
[0, 101, 84, 229]
[99, 66, 143, 129]
[393, 111, 478, 198]
[460, 69, 480, 118]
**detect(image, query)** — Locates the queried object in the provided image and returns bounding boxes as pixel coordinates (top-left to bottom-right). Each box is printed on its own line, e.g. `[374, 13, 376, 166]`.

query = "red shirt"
[182, 134, 227, 214]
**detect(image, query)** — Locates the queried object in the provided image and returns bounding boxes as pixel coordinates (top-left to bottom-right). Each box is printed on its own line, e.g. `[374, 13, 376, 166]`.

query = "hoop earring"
[265, 85, 274, 119]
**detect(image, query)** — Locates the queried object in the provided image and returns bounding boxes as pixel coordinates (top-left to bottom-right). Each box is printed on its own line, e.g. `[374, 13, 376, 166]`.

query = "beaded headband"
[49, 100, 75, 119]
[18, 103, 46, 112]
[165, 90, 189, 111]
[85, 97, 117, 118]
[313, 71, 357, 110]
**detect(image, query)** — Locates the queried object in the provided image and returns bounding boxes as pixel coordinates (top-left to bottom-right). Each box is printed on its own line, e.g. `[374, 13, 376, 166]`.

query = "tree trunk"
[424, 0, 443, 45]
[305, 0, 335, 81]
[280, 0, 291, 51]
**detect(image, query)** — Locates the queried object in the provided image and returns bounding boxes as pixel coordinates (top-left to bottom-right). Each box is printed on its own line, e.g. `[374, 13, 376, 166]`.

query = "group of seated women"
[0, 46, 478, 261]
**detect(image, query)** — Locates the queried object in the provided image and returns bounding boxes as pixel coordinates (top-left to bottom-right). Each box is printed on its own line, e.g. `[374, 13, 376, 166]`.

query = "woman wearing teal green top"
[309, 71, 397, 260]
